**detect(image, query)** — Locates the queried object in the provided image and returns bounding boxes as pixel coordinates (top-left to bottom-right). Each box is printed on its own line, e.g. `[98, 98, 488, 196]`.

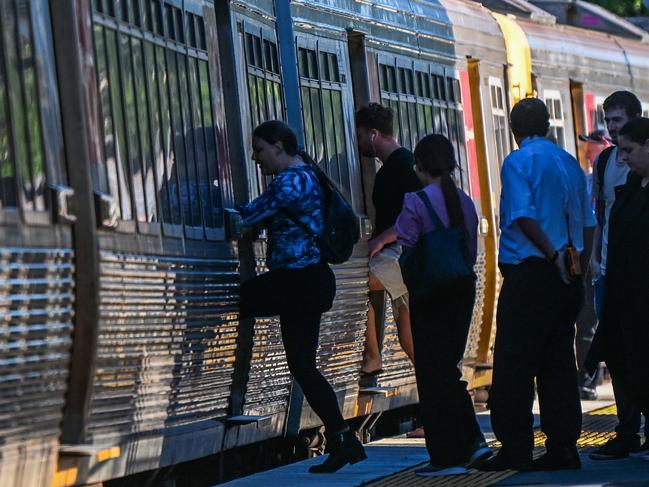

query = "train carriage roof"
[613, 37, 649, 97]
[440, 0, 507, 67]
[290, 0, 456, 63]
[511, 17, 634, 92]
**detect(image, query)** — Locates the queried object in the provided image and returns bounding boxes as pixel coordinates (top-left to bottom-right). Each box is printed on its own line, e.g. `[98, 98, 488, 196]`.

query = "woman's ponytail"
[440, 170, 464, 228]
[414, 135, 465, 228]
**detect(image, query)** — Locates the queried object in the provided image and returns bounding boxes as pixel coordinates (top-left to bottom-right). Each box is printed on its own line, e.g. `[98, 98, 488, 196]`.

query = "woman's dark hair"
[252, 120, 299, 156]
[510, 98, 550, 141]
[414, 134, 465, 228]
[619, 117, 649, 145]
[603, 91, 642, 119]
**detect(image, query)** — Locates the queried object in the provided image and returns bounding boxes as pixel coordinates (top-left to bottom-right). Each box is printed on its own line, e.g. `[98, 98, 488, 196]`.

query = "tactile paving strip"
[364, 404, 618, 486]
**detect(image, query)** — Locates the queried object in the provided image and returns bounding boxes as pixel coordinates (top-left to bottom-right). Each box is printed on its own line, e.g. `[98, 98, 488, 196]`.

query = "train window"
[298, 46, 351, 201]
[242, 28, 284, 194]
[91, 0, 223, 233]
[489, 78, 510, 166]
[0, 0, 57, 214]
[595, 102, 605, 131]
[377, 60, 468, 190]
[544, 90, 566, 149]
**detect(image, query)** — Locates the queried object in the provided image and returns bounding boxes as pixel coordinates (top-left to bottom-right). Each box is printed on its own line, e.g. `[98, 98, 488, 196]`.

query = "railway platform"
[219, 383, 649, 486]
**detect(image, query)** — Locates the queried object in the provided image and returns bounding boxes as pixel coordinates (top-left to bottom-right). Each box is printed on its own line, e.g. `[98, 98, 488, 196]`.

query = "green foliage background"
[586, 0, 648, 16]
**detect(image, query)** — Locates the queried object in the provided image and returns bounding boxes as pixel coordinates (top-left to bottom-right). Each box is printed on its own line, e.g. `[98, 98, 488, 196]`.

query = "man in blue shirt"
[480, 98, 596, 472]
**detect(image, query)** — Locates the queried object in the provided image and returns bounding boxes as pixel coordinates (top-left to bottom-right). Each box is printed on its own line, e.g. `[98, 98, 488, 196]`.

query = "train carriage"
[2, 1, 649, 486]
[0, 2, 75, 486]
[52, 0, 243, 483]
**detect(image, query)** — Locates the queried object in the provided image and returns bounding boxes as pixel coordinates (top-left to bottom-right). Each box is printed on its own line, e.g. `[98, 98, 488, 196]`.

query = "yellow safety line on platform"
[365, 404, 618, 486]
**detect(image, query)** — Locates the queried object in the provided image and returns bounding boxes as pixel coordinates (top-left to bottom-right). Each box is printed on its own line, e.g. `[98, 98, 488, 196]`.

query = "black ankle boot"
[309, 430, 367, 473]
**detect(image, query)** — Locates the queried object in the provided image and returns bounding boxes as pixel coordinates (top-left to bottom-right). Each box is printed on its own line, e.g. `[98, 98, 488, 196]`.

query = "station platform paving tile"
[220, 384, 649, 486]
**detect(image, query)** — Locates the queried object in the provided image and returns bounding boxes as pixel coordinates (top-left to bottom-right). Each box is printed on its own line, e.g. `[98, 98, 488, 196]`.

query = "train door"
[464, 59, 503, 388]
[570, 80, 590, 172]
[293, 31, 370, 428]
[222, 7, 293, 444]
[0, 3, 76, 486]
[55, 1, 241, 483]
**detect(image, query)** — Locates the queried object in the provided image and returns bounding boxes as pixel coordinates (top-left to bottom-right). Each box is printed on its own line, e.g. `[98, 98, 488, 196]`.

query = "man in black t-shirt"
[356, 104, 422, 376]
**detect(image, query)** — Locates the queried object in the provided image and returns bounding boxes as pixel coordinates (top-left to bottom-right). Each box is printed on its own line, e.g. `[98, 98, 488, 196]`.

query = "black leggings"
[410, 276, 482, 466]
[240, 261, 346, 433]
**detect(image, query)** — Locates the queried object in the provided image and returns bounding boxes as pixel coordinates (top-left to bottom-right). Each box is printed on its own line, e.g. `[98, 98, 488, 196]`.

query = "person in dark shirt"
[355, 104, 422, 376]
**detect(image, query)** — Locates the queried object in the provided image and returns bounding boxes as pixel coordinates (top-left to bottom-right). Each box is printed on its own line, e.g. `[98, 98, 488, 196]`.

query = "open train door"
[570, 80, 590, 172]
[0, 3, 77, 486]
[465, 59, 499, 390]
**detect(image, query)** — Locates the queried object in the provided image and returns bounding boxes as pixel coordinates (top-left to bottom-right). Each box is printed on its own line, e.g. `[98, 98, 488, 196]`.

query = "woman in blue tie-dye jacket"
[239, 121, 366, 473]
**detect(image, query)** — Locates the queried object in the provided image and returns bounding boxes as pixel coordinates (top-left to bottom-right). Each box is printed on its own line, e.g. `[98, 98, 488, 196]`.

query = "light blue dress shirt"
[499, 136, 596, 265]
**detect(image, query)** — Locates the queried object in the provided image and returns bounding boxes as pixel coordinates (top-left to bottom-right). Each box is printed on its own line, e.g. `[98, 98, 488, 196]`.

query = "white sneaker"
[415, 464, 468, 477]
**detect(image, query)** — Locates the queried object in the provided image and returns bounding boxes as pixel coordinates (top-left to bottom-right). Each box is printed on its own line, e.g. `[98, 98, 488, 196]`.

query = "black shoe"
[309, 430, 367, 473]
[579, 387, 598, 400]
[589, 435, 641, 460]
[465, 439, 493, 469]
[531, 447, 581, 471]
[477, 451, 531, 471]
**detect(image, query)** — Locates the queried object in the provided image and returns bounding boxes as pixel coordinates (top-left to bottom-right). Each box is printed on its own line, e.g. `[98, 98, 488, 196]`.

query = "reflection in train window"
[378, 61, 469, 191]
[544, 90, 566, 149]
[0, 1, 49, 212]
[242, 28, 284, 193]
[489, 77, 509, 166]
[298, 46, 351, 202]
[595, 102, 605, 131]
[92, 0, 223, 231]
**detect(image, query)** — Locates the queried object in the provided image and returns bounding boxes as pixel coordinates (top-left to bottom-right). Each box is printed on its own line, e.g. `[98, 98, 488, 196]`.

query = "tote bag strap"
[416, 190, 446, 229]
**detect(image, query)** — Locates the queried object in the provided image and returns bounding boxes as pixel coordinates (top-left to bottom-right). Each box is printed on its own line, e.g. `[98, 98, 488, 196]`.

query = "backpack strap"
[597, 146, 615, 196]
[415, 191, 446, 229]
[595, 146, 615, 227]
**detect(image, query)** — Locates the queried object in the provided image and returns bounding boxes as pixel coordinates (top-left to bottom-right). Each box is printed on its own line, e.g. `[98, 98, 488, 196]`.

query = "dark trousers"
[410, 276, 482, 466]
[613, 379, 649, 439]
[240, 262, 347, 433]
[576, 278, 599, 390]
[594, 276, 648, 438]
[490, 258, 582, 461]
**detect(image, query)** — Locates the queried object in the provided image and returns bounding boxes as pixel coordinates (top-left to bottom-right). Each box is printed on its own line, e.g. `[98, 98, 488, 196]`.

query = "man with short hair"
[588, 90, 649, 460]
[480, 98, 595, 472]
[355, 103, 421, 375]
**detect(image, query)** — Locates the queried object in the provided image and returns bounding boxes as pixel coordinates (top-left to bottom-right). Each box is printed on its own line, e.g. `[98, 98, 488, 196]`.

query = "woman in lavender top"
[395, 135, 489, 477]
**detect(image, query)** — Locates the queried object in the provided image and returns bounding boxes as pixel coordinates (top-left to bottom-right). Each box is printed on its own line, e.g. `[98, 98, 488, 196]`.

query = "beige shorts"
[369, 243, 409, 317]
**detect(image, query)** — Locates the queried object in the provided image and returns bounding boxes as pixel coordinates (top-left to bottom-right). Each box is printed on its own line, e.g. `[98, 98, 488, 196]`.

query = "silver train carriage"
[0, 1, 648, 486]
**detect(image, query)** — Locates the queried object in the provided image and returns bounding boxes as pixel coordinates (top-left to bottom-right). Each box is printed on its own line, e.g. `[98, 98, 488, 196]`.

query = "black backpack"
[283, 152, 359, 264]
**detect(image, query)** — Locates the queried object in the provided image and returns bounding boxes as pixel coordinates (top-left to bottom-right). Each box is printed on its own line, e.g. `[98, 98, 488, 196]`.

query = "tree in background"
[586, 0, 648, 16]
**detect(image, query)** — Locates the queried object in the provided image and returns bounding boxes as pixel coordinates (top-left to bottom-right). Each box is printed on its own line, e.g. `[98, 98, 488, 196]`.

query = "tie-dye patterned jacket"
[240, 164, 324, 270]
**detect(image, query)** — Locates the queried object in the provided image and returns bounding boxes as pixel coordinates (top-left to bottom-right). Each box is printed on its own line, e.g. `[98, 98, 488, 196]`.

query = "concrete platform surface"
[217, 382, 649, 486]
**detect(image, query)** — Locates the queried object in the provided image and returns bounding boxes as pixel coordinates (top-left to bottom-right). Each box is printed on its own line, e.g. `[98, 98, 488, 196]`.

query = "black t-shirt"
[372, 147, 422, 237]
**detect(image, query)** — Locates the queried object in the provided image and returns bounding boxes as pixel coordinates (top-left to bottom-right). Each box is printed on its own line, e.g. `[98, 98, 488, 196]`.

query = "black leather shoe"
[531, 447, 581, 471]
[477, 452, 531, 471]
[309, 430, 367, 473]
